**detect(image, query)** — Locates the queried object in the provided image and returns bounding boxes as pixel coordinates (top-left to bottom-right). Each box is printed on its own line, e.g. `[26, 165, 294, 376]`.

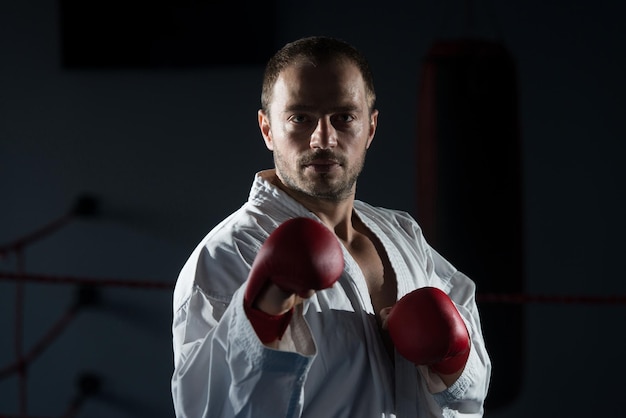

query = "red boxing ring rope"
[2, 271, 625, 305]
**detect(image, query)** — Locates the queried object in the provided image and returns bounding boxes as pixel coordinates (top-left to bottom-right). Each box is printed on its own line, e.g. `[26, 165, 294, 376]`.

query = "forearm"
[424, 306, 491, 414]
[173, 288, 315, 417]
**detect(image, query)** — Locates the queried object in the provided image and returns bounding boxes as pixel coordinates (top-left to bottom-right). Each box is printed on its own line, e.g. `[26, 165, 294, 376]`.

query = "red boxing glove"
[386, 287, 470, 375]
[244, 217, 344, 343]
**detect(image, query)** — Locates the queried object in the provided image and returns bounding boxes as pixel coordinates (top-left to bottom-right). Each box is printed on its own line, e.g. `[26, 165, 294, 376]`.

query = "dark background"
[1, 1, 625, 417]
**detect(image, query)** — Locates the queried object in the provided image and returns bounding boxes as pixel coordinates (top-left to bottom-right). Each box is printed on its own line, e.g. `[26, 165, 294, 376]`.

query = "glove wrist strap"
[244, 304, 293, 344]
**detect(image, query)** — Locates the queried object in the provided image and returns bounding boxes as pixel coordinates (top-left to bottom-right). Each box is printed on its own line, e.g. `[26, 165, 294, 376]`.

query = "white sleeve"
[171, 277, 316, 418]
[427, 248, 492, 416]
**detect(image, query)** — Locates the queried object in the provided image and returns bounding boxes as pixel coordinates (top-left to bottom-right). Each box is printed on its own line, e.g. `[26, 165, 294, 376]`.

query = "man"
[171, 36, 491, 417]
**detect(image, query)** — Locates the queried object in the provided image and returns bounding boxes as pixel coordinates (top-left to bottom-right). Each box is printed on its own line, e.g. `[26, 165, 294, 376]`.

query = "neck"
[265, 170, 357, 242]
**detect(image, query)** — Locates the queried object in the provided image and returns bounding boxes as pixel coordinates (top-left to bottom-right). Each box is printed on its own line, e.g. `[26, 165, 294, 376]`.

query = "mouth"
[304, 158, 341, 173]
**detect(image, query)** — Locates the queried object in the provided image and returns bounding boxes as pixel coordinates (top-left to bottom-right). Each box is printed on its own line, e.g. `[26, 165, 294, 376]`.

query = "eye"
[289, 114, 310, 124]
[332, 114, 355, 124]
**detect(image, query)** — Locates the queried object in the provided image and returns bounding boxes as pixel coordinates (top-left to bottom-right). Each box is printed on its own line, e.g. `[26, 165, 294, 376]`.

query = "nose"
[310, 117, 338, 149]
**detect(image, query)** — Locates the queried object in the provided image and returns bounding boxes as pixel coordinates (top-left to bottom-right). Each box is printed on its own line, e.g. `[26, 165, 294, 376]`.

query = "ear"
[258, 109, 274, 151]
[366, 109, 379, 149]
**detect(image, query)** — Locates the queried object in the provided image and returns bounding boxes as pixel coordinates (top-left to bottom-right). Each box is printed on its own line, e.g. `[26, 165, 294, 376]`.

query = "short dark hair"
[261, 36, 376, 114]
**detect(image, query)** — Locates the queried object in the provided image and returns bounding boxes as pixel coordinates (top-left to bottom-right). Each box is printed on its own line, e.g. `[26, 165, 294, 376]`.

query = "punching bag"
[416, 39, 524, 409]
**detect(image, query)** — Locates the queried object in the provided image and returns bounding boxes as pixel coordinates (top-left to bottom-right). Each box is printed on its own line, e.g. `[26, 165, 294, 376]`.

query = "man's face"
[259, 59, 378, 202]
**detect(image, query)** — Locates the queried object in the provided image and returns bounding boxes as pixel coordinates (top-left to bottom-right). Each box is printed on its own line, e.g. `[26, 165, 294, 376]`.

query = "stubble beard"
[274, 148, 366, 203]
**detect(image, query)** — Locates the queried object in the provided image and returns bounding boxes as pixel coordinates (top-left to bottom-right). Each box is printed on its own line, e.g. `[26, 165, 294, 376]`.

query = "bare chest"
[345, 232, 397, 317]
